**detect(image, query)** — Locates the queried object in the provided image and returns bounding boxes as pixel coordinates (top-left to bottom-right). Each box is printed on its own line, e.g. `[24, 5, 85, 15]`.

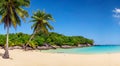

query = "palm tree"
[0, 0, 30, 59]
[25, 10, 55, 49]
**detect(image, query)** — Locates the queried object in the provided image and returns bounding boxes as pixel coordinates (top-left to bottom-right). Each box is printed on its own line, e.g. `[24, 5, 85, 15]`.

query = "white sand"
[0, 49, 120, 66]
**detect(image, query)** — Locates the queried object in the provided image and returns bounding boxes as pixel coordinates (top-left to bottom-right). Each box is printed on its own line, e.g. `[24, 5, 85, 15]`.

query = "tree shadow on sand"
[0, 53, 13, 60]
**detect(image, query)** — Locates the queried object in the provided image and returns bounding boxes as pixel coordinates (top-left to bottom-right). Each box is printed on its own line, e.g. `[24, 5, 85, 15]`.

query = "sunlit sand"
[0, 49, 119, 66]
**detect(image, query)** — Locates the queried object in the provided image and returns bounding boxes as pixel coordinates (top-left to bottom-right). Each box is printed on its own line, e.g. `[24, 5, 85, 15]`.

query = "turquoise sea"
[41, 45, 120, 54]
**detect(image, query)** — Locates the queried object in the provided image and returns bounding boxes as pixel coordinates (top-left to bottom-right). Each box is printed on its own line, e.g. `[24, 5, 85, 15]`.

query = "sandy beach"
[0, 49, 119, 66]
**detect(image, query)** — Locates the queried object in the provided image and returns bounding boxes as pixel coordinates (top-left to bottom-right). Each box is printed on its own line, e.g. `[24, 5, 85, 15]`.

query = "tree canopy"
[0, 32, 94, 48]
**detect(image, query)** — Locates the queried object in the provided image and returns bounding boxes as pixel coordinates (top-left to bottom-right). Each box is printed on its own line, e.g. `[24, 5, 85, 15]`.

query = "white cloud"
[113, 8, 120, 25]
[113, 8, 120, 18]
[113, 8, 120, 13]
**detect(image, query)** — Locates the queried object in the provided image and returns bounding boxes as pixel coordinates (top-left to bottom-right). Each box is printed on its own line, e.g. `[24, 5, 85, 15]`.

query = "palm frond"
[46, 22, 54, 30]
[0, 11, 7, 23]
[0, 0, 30, 29]
[10, 6, 17, 28]
[15, 0, 30, 7]
[16, 7, 29, 21]
[31, 10, 55, 35]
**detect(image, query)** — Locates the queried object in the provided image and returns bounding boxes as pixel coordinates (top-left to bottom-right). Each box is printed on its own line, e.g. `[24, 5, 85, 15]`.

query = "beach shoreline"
[0, 49, 120, 66]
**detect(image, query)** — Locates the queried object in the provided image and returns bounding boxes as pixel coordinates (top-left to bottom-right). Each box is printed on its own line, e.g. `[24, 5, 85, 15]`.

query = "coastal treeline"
[0, 0, 94, 59]
[0, 32, 94, 48]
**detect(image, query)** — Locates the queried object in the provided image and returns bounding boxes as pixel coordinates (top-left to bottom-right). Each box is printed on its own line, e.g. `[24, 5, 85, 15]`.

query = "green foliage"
[85, 39, 94, 45]
[0, 32, 94, 47]
[9, 33, 30, 46]
[0, 35, 6, 46]
[0, 0, 30, 28]
[34, 36, 45, 46]
[28, 41, 37, 49]
[31, 10, 55, 35]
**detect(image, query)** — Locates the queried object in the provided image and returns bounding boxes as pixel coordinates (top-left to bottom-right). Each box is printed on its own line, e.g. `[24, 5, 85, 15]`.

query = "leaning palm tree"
[0, 0, 30, 59]
[25, 10, 55, 49]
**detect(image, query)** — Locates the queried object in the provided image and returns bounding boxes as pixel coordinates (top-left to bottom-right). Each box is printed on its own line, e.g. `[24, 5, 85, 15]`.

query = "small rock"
[37, 46, 49, 50]
[13, 46, 22, 49]
[8, 47, 14, 50]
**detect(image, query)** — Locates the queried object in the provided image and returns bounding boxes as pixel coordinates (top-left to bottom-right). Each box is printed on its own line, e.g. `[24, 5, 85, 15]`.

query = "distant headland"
[0, 32, 94, 50]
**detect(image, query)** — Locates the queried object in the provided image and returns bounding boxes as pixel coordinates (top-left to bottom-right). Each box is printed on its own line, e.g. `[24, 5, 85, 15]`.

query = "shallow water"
[41, 45, 120, 54]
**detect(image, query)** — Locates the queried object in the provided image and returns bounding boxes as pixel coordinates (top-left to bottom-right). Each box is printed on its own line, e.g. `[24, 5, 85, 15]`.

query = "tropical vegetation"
[0, 0, 94, 59]
[0, 32, 94, 48]
[25, 10, 55, 49]
[0, 0, 30, 59]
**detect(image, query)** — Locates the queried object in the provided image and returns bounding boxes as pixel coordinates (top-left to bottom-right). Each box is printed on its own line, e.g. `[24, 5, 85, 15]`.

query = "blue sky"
[0, 0, 120, 44]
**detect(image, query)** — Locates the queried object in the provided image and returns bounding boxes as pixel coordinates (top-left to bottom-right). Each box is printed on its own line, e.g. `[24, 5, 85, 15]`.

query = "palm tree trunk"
[3, 26, 9, 59]
[24, 31, 36, 50]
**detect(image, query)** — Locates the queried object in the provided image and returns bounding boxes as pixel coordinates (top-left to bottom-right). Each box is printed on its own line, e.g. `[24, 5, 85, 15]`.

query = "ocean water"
[41, 45, 120, 54]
